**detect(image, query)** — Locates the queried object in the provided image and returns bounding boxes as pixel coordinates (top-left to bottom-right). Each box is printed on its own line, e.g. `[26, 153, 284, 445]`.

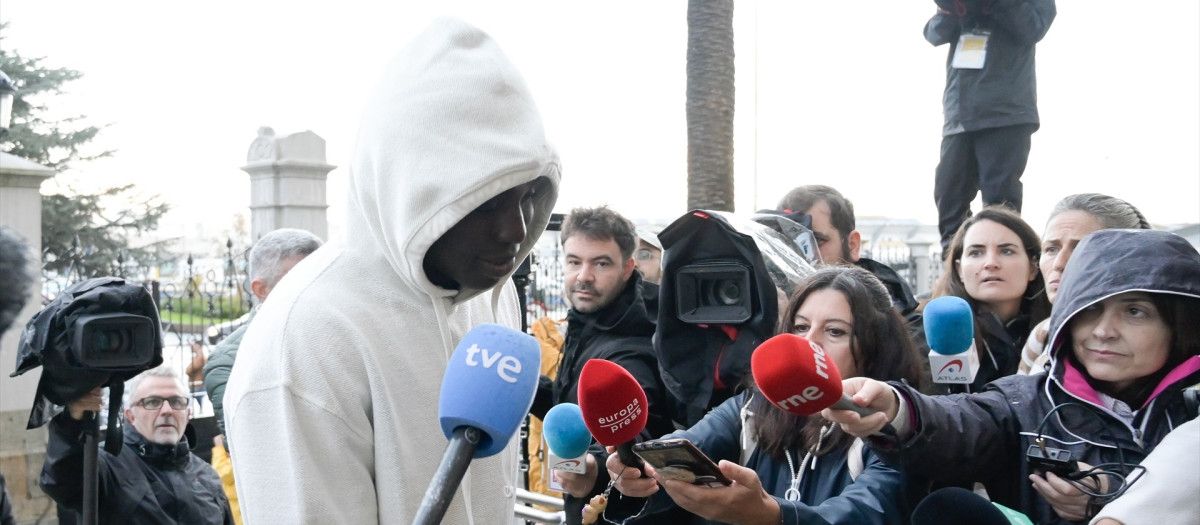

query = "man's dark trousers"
[934, 123, 1037, 250]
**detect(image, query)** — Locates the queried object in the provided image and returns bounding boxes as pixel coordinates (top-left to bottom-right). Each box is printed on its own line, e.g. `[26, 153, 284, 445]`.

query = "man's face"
[564, 235, 636, 314]
[424, 179, 545, 291]
[124, 376, 190, 445]
[806, 200, 859, 265]
[634, 240, 663, 284]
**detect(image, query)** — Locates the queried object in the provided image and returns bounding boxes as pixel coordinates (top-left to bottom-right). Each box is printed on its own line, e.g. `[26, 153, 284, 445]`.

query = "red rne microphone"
[751, 333, 876, 418]
[577, 359, 648, 474]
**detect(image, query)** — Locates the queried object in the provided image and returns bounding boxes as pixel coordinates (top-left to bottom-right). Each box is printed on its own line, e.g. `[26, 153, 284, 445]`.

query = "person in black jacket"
[824, 228, 1200, 524]
[41, 365, 233, 525]
[0, 227, 36, 525]
[924, 205, 1051, 393]
[776, 185, 920, 321]
[926, 0, 1057, 251]
[527, 205, 678, 525]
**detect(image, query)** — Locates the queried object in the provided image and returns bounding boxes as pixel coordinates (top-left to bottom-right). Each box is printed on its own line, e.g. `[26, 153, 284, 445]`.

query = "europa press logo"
[938, 359, 965, 375]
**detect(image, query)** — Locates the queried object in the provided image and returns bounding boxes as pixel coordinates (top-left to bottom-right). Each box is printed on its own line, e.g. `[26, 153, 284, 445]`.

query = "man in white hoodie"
[222, 17, 560, 524]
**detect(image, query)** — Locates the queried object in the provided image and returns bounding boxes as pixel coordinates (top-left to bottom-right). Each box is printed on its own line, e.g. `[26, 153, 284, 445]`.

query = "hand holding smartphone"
[631, 438, 732, 488]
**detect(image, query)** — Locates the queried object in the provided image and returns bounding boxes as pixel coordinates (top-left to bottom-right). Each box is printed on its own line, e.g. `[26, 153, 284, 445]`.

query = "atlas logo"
[938, 359, 964, 375]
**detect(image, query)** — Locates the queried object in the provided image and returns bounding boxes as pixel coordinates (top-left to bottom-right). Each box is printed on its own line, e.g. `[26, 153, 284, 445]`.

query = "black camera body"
[1027, 443, 1079, 476]
[13, 276, 163, 429]
[655, 210, 815, 427]
[71, 313, 157, 370]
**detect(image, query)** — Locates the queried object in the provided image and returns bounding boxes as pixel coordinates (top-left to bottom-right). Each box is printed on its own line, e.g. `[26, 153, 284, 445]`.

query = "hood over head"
[344, 16, 560, 303]
[1047, 229, 1200, 359]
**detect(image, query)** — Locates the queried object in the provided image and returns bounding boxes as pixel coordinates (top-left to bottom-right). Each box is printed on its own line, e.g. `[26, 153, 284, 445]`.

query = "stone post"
[907, 236, 938, 298]
[0, 152, 57, 524]
[240, 127, 335, 241]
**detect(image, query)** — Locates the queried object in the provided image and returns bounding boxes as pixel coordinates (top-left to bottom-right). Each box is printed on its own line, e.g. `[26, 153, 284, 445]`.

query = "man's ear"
[124, 407, 135, 423]
[623, 257, 637, 280]
[847, 230, 862, 262]
[250, 279, 269, 302]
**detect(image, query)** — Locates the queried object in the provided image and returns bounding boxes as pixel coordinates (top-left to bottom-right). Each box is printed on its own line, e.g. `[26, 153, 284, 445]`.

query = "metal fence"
[41, 238, 254, 420]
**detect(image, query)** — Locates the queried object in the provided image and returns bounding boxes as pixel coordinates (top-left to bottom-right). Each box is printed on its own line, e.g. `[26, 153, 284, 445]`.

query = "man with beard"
[528, 206, 680, 524]
[41, 365, 233, 524]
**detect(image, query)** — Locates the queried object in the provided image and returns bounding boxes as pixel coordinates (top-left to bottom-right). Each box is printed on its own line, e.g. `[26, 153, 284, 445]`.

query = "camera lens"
[699, 279, 743, 307]
[94, 328, 130, 354]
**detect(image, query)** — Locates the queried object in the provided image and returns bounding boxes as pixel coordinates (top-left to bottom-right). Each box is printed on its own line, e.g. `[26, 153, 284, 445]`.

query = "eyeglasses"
[635, 248, 658, 262]
[133, 396, 188, 410]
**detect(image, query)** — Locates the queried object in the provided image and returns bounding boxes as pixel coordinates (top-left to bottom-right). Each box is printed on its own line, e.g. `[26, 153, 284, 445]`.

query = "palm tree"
[686, 0, 735, 212]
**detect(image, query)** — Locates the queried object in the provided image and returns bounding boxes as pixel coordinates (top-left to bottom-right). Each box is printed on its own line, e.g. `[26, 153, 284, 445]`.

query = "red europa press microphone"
[751, 334, 894, 434]
[577, 359, 649, 474]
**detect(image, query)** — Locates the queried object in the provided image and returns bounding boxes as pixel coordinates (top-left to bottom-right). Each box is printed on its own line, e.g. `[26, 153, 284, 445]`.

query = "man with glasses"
[40, 365, 233, 524]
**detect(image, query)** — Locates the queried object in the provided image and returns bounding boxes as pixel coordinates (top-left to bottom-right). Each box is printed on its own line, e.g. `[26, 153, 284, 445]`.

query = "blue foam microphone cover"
[438, 323, 541, 458]
[923, 296, 975, 355]
[543, 403, 592, 459]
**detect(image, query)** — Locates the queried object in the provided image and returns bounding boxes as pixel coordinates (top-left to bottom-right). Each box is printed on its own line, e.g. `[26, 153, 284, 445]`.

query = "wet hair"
[932, 205, 1051, 329]
[250, 228, 324, 289]
[777, 185, 856, 260]
[0, 227, 36, 336]
[749, 266, 925, 460]
[560, 206, 638, 260]
[1048, 193, 1151, 230]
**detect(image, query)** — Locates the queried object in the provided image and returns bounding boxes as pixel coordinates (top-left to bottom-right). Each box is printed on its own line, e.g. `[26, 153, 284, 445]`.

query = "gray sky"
[3, 1, 1197, 248]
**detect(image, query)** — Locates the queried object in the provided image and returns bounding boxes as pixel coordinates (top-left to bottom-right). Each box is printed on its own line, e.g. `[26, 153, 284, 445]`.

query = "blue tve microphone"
[543, 403, 592, 472]
[414, 323, 541, 525]
[923, 296, 980, 385]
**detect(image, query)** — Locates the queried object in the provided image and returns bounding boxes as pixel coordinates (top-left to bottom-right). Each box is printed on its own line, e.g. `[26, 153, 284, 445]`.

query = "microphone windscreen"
[438, 323, 541, 458]
[911, 487, 1016, 525]
[577, 359, 649, 447]
[750, 333, 844, 416]
[923, 296, 975, 355]
[543, 403, 592, 458]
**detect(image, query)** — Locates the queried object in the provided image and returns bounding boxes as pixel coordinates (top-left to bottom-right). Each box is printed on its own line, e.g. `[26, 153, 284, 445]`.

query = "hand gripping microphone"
[542, 402, 592, 473]
[413, 323, 541, 525]
[576, 359, 649, 474]
[923, 296, 980, 385]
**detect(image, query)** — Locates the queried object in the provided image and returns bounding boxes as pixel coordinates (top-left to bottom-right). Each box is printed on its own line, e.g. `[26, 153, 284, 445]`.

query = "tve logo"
[463, 343, 523, 383]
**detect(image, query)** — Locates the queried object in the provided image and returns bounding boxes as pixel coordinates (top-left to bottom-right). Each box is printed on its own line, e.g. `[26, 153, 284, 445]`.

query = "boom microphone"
[923, 296, 980, 385]
[413, 323, 541, 525]
[751, 333, 879, 419]
[543, 402, 592, 473]
[577, 359, 649, 474]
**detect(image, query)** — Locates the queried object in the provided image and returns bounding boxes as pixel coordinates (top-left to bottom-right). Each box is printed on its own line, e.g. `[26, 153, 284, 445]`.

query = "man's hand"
[558, 452, 601, 498]
[820, 378, 898, 437]
[654, 460, 780, 525]
[606, 446, 659, 498]
[1030, 461, 1108, 521]
[68, 387, 105, 421]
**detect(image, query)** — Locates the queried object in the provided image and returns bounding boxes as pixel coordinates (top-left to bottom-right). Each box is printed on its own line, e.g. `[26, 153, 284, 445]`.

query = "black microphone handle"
[831, 395, 898, 437]
[615, 441, 647, 478]
[413, 426, 483, 525]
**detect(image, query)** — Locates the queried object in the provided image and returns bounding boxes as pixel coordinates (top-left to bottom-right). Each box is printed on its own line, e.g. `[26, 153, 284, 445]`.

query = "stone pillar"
[0, 152, 57, 524]
[240, 127, 335, 241]
[906, 236, 939, 297]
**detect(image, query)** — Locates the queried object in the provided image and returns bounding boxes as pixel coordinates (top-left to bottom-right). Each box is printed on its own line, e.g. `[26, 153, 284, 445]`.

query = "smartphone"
[631, 438, 732, 488]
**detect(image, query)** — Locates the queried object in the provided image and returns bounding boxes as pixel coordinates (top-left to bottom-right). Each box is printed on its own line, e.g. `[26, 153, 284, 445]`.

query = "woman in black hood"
[822, 228, 1200, 524]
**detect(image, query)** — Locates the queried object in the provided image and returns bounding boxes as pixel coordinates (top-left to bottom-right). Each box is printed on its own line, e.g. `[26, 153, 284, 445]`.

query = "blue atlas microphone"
[923, 296, 980, 385]
[542, 403, 592, 473]
[413, 323, 541, 525]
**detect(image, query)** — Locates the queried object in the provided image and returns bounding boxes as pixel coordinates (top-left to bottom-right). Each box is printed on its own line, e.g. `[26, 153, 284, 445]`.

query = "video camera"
[12, 276, 162, 432]
[654, 210, 816, 427]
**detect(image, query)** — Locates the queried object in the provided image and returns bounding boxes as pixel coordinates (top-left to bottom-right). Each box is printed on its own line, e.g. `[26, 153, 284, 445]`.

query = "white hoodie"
[223, 16, 560, 524]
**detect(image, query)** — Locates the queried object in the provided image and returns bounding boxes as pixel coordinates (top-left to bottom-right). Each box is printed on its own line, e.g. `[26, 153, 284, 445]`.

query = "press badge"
[952, 32, 989, 69]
